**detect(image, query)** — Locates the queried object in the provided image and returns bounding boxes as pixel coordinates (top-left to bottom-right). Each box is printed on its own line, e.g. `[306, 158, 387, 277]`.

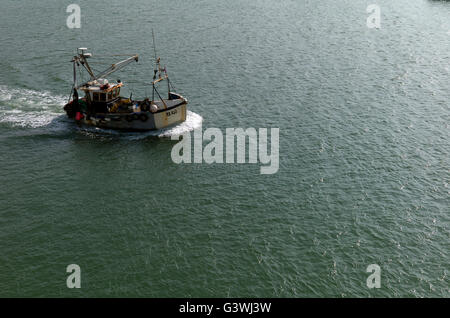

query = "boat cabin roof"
[80, 81, 123, 93]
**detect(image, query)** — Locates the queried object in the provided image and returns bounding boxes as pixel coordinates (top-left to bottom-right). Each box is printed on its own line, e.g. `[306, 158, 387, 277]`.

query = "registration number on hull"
[166, 109, 178, 117]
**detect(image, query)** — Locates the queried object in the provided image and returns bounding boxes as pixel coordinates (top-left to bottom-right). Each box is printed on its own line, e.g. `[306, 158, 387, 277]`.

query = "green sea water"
[0, 0, 448, 297]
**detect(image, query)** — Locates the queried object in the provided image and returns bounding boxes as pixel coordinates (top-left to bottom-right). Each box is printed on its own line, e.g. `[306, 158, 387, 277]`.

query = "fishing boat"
[64, 47, 187, 131]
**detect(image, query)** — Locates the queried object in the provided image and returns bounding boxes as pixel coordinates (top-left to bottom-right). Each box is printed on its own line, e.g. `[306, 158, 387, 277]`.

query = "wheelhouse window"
[93, 92, 100, 101]
[100, 93, 106, 102]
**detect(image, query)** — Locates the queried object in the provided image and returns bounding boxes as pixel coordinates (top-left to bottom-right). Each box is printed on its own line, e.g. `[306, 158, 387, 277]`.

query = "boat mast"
[73, 49, 139, 89]
[152, 29, 158, 102]
[72, 59, 77, 87]
[152, 29, 157, 68]
[167, 67, 170, 98]
[151, 30, 168, 108]
[77, 48, 95, 79]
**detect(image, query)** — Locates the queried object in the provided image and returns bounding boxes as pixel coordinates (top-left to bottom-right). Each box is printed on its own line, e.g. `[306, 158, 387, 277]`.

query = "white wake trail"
[0, 85, 66, 129]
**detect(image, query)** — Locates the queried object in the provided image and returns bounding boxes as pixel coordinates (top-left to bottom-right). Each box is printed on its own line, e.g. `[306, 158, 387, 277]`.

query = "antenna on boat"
[152, 29, 157, 65]
[151, 29, 160, 81]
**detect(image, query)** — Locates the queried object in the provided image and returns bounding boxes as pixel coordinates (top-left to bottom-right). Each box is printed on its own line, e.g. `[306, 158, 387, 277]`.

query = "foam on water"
[0, 111, 63, 129]
[137, 110, 203, 139]
[0, 85, 66, 129]
[0, 85, 67, 107]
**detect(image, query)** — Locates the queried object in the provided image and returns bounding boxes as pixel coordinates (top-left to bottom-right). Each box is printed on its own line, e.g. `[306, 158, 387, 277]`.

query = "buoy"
[75, 112, 83, 121]
[150, 104, 158, 113]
